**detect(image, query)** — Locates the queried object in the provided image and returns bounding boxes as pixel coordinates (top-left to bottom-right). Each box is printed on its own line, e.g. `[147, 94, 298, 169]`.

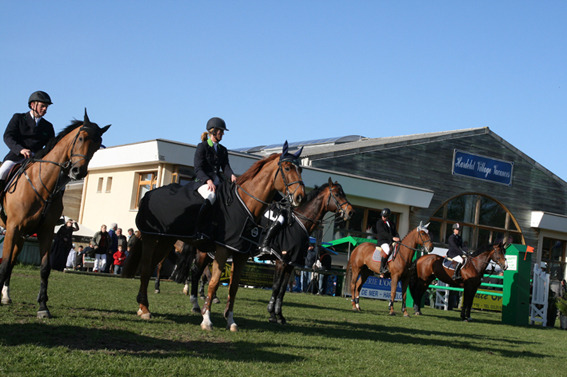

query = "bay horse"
[0, 110, 110, 318]
[123, 142, 305, 331]
[347, 221, 433, 316]
[409, 239, 509, 321]
[266, 178, 354, 324]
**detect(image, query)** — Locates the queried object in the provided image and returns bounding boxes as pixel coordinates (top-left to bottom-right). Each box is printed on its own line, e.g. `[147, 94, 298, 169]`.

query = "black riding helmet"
[206, 117, 229, 132]
[381, 208, 391, 218]
[28, 91, 53, 107]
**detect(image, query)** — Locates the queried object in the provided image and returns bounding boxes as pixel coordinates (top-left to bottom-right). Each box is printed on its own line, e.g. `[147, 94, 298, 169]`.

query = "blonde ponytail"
[200, 131, 209, 142]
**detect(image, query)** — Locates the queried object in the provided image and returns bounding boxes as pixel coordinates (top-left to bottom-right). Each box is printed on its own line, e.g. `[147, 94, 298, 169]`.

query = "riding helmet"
[453, 223, 461, 230]
[206, 117, 229, 132]
[28, 91, 53, 107]
[381, 208, 391, 218]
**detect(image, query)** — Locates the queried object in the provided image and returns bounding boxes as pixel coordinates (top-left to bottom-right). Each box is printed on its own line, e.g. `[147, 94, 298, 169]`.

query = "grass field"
[1, 265, 565, 377]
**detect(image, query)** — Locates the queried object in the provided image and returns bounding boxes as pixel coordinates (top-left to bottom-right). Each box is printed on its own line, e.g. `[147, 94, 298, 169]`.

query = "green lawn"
[0, 265, 564, 377]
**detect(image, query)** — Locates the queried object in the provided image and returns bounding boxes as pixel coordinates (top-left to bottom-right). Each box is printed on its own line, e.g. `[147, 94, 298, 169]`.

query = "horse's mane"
[305, 183, 329, 203]
[236, 153, 280, 185]
[470, 243, 497, 256]
[34, 121, 83, 159]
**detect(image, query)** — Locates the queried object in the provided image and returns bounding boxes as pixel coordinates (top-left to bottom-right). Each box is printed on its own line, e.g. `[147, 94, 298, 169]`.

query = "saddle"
[443, 257, 466, 270]
[372, 243, 399, 263]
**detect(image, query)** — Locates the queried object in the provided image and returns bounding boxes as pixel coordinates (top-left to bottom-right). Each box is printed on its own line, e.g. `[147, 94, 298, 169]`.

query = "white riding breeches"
[452, 255, 464, 264]
[381, 243, 391, 256]
[197, 184, 217, 204]
[0, 160, 16, 180]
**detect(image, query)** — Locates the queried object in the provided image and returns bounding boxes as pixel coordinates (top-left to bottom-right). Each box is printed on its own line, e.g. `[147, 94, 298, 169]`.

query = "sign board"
[360, 275, 402, 301]
[472, 289, 503, 311]
[452, 150, 513, 186]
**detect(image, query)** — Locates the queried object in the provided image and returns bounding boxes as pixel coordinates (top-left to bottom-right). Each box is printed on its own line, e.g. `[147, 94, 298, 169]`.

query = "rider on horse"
[193, 117, 237, 249]
[447, 222, 467, 280]
[0, 91, 55, 210]
[376, 208, 400, 275]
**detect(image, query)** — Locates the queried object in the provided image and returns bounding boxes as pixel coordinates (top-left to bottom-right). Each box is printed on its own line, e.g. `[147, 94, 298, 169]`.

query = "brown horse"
[347, 221, 433, 316]
[409, 239, 509, 321]
[123, 143, 305, 331]
[266, 178, 354, 324]
[0, 110, 109, 318]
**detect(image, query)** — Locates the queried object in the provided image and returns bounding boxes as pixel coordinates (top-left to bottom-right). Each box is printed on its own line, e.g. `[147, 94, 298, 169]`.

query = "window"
[105, 177, 113, 193]
[542, 238, 566, 280]
[429, 193, 523, 249]
[135, 171, 158, 208]
[97, 177, 104, 193]
[334, 205, 399, 240]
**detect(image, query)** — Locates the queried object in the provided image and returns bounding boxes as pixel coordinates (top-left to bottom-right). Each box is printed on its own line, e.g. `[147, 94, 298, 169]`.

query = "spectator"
[113, 245, 127, 275]
[116, 227, 127, 252]
[106, 223, 118, 273]
[302, 245, 317, 293]
[74, 245, 85, 270]
[317, 247, 332, 295]
[65, 244, 78, 269]
[50, 218, 79, 271]
[126, 228, 137, 256]
[92, 224, 111, 272]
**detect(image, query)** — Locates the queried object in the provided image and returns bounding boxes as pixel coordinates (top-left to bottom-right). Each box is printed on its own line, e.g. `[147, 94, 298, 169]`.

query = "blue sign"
[452, 150, 513, 186]
[360, 275, 402, 301]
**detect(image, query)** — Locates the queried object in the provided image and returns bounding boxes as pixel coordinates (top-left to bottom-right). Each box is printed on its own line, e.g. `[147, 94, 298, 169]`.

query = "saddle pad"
[443, 258, 457, 270]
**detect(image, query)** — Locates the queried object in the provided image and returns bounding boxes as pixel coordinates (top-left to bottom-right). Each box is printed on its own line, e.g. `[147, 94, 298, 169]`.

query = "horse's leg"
[400, 276, 410, 317]
[462, 285, 478, 322]
[136, 235, 163, 319]
[36, 229, 53, 318]
[190, 252, 211, 313]
[354, 268, 371, 312]
[0, 228, 19, 305]
[224, 251, 248, 332]
[267, 261, 283, 322]
[275, 264, 296, 324]
[389, 274, 399, 316]
[350, 265, 361, 311]
[201, 247, 227, 330]
[154, 262, 162, 293]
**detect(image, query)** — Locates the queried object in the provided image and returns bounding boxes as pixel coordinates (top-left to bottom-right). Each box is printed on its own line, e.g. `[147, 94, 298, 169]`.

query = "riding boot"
[452, 263, 462, 280]
[256, 221, 282, 259]
[380, 255, 389, 275]
[194, 199, 215, 252]
[0, 179, 5, 213]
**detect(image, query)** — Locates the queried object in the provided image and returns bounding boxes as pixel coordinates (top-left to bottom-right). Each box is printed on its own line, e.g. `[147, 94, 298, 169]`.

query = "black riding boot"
[380, 255, 389, 275]
[452, 263, 462, 280]
[194, 199, 215, 252]
[257, 221, 282, 259]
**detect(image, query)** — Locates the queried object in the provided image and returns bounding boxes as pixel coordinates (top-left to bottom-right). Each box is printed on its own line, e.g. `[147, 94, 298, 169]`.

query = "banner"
[360, 275, 402, 301]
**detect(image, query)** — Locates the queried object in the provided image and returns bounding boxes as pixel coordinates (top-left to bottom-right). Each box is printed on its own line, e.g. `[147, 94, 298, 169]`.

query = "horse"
[409, 239, 509, 321]
[266, 178, 354, 324]
[122, 142, 305, 331]
[347, 221, 434, 316]
[0, 110, 110, 318]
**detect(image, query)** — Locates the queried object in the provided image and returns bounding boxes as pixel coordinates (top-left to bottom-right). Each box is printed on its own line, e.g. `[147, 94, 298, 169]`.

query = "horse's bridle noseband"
[274, 158, 304, 204]
[327, 184, 351, 220]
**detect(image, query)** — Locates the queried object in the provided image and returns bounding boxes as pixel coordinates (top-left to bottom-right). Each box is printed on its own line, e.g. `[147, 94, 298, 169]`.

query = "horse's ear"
[101, 125, 111, 134]
[84, 108, 90, 124]
[293, 146, 303, 158]
[282, 140, 289, 156]
[424, 222, 430, 228]
[328, 177, 333, 186]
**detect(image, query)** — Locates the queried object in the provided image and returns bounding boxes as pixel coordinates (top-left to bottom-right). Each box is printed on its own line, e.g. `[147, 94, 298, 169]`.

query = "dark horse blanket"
[263, 212, 310, 266]
[136, 181, 262, 254]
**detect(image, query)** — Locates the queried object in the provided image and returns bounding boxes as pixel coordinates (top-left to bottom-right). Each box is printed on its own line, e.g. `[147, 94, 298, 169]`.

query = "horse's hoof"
[191, 307, 201, 314]
[140, 312, 152, 320]
[1, 297, 12, 305]
[389, 312, 396, 316]
[277, 317, 287, 325]
[154, 289, 160, 294]
[228, 323, 238, 332]
[182, 286, 189, 295]
[201, 322, 213, 331]
[37, 310, 51, 319]
[403, 313, 410, 318]
[414, 311, 421, 316]
[212, 297, 221, 304]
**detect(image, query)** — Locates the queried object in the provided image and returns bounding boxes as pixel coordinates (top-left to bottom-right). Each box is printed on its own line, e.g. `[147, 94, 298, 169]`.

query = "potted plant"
[557, 296, 567, 330]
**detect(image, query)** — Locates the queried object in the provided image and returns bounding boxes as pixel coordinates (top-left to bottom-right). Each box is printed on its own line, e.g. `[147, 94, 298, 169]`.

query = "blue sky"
[1, 2, 566, 181]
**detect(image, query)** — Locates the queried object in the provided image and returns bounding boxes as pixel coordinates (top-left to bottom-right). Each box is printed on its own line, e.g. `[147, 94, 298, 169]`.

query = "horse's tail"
[170, 242, 196, 284]
[122, 236, 142, 278]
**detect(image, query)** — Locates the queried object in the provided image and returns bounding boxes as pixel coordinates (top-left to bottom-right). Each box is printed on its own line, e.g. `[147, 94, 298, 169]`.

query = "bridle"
[274, 157, 304, 204]
[294, 183, 352, 227]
